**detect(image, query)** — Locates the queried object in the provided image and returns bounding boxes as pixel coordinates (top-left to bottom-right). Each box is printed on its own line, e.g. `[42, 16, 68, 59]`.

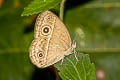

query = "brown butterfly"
[29, 11, 76, 68]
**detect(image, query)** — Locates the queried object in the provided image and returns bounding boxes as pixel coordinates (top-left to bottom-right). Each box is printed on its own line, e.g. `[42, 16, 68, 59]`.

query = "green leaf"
[21, 0, 61, 16]
[54, 53, 96, 80]
[1, 0, 120, 80]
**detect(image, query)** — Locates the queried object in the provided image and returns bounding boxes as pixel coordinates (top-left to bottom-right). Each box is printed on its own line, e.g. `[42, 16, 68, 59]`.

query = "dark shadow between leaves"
[65, 0, 91, 10]
[23, 15, 37, 33]
[31, 65, 57, 80]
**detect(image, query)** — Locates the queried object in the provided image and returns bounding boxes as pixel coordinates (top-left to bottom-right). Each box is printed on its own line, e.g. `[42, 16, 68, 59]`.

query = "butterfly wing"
[29, 11, 56, 68]
[42, 11, 73, 67]
[29, 11, 72, 68]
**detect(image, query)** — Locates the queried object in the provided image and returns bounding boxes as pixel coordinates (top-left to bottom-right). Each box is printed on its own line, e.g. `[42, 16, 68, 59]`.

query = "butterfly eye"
[41, 26, 51, 36]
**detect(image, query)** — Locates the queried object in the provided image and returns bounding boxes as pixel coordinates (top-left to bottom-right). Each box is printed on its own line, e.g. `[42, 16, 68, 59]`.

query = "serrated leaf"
[54, 53, 96, 80]
[21, 0, 61, 16]
[1, 0, 120, 80]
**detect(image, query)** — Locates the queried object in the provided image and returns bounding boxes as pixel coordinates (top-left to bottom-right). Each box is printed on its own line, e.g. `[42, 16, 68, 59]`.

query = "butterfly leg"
[73, 49, 78, 61]
[60, 58, 64, 65]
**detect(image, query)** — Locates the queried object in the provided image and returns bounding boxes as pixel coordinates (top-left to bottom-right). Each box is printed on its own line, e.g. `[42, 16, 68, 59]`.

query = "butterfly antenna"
[72, 41, 78, 61]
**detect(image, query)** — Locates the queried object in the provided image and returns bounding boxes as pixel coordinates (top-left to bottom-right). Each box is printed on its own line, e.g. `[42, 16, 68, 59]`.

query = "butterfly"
[29, 11, 76, 68]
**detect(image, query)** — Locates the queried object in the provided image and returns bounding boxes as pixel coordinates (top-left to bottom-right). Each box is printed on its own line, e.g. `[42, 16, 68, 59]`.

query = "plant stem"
[59, 0, 66, 21]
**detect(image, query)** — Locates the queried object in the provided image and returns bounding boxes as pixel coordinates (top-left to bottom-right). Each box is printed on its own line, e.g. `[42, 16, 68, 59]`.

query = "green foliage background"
[0, 0, 120, 80]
